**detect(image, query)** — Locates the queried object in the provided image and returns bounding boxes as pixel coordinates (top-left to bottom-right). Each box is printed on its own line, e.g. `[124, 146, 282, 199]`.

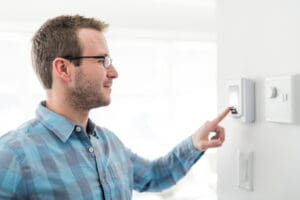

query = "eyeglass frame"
[47, 55, 112, 69]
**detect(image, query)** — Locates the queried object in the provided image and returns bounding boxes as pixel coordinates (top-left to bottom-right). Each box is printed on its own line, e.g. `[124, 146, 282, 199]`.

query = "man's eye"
[96, 59, 104, 63]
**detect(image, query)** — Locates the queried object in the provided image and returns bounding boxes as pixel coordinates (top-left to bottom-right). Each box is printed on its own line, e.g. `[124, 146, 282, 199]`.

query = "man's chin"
[90, 99, 111, 109]
[102, 97, 111, 106]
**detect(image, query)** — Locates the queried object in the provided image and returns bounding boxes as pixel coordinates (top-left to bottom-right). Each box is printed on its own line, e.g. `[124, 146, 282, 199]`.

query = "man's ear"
[52, 58, 73, 83]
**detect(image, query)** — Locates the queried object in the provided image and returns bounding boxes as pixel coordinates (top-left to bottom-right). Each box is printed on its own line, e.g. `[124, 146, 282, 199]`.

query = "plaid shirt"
[0, 102, 203, 199]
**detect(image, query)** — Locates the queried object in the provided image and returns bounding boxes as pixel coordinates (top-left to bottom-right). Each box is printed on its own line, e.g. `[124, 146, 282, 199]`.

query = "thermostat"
[227, 78, 255, 123]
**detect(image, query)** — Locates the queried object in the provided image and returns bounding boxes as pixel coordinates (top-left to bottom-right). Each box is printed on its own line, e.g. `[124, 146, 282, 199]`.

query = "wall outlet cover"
[237, 150, 254, 192]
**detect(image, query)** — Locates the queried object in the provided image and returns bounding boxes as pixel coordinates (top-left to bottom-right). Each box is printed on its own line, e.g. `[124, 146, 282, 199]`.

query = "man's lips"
[104, 81, 112, 91]
[104, 80, 112, 87]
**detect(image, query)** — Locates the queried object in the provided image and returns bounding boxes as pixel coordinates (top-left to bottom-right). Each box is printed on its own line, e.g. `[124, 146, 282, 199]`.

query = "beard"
[67, 71, 111, 111]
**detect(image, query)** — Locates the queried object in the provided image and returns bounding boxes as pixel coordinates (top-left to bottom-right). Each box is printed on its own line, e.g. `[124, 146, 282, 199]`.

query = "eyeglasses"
[62, 55, 112, 69]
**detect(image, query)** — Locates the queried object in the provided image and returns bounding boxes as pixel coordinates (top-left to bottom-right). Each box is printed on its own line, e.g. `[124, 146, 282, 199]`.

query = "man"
[0, 15, 230, 199]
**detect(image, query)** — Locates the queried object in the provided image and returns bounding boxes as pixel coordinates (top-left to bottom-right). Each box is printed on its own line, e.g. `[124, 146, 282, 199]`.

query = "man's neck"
[45, 99, 89, 130]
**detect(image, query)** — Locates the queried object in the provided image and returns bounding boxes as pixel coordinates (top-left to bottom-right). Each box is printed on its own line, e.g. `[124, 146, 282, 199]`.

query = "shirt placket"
[89, 133, 112, 200]
[75, 125, 109, 199]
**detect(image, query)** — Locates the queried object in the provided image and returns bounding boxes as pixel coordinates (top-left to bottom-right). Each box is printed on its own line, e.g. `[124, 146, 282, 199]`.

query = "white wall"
[217, 0, 300, 199]
[0, 0, 215, 33]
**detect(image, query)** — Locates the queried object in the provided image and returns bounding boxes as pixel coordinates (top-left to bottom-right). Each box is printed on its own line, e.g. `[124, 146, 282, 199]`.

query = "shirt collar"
[35, 101, 96, 143]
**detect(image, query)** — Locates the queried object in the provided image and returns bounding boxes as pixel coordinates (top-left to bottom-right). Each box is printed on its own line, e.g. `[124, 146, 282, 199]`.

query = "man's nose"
[107, 64, 118, 79]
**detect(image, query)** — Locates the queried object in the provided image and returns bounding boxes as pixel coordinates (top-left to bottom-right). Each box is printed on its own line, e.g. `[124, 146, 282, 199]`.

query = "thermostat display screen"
[229, 85, 239, 107]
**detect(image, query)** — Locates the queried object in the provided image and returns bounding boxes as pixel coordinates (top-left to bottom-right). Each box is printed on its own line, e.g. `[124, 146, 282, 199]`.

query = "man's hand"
[192, 108, 231, 151]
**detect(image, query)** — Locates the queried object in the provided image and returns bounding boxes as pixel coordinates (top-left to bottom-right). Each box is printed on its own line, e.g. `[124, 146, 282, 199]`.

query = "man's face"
[67, 28, 118, 111]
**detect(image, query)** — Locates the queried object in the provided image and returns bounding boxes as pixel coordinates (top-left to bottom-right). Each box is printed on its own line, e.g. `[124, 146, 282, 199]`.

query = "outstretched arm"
[130, 136, 204, 192]
[131, 108, 230, 192]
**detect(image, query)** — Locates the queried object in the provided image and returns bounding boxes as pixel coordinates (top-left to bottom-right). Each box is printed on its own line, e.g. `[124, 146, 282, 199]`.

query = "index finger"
[211, 107, 231, 125]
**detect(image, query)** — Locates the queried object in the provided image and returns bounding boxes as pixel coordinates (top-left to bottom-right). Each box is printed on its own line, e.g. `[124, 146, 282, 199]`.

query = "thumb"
[206, 139, 223, 148]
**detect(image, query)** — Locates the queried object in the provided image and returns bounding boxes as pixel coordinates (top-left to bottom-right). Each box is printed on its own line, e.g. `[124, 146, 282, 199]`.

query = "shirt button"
[88, 147, 94, 153]
[75, 126, 81, 132]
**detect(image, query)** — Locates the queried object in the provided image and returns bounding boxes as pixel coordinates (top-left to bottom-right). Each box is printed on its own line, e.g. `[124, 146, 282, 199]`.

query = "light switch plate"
[237, 150, 253, 192]
[265, 75, 300, 124]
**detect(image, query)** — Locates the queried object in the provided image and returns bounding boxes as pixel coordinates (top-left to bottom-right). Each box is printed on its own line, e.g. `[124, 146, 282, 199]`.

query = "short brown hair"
[31, 15, 108, 89]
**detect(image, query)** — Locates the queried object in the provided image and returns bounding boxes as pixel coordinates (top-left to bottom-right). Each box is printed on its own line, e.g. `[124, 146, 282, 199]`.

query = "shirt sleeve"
[0, 144, 26, 199]
[129, 135, 204, 192]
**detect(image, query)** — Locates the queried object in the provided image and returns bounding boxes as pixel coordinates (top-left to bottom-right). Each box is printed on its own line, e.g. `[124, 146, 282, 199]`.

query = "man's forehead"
[77, 28, 109, 54]
[77, 28, 105, 42]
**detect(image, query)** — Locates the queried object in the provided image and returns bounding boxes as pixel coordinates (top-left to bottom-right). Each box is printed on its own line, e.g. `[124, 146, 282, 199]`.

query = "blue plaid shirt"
[0, 102, 204, 199]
